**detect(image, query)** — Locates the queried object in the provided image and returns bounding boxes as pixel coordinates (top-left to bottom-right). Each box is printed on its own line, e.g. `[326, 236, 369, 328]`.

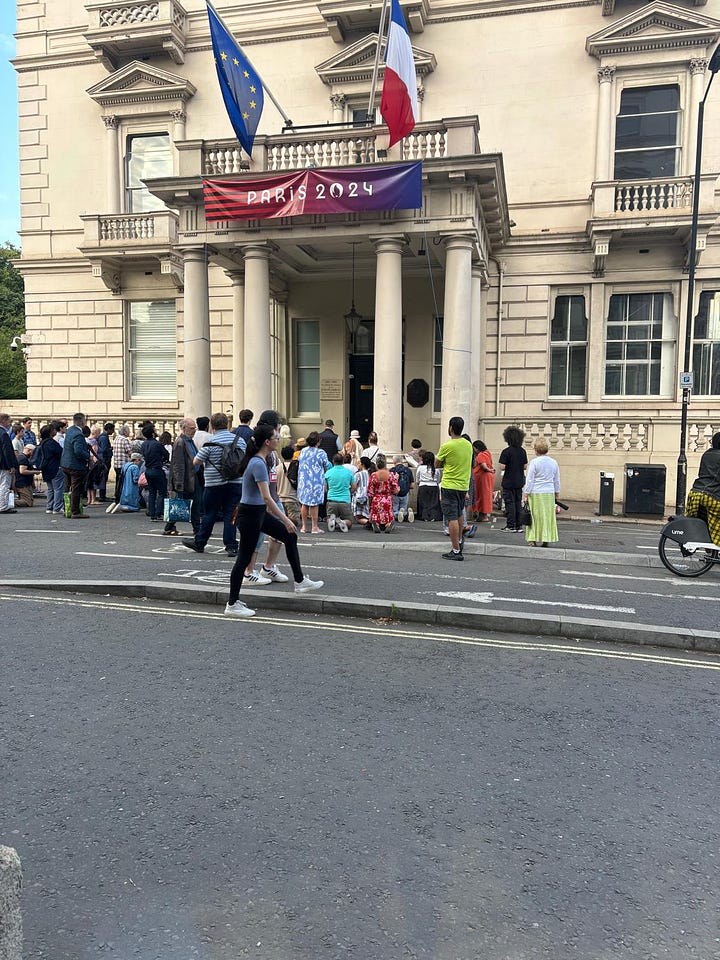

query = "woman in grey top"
[225, 424, 324, 618]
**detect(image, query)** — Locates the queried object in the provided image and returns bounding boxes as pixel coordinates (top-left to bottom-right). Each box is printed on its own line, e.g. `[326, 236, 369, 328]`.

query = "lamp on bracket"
[344, 241, 362, 348]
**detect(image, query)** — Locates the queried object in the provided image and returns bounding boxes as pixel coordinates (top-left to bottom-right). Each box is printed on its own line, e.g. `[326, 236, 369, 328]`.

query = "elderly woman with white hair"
[523, 438, 561, 547]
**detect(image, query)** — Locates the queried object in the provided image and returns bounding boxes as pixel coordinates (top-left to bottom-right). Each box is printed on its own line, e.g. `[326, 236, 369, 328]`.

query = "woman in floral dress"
[367, 454, 400, 532]
[297, 431, 330, 533]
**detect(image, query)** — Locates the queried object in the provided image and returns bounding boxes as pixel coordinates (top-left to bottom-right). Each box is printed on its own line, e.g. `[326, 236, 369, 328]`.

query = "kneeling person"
[325, 453, 356, 532]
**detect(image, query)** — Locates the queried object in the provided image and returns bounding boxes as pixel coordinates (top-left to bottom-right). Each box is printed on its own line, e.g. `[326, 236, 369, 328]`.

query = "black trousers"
[229, 504, 303, 604]
[62, 467, 86, 516]
[503, 487, 523, 530]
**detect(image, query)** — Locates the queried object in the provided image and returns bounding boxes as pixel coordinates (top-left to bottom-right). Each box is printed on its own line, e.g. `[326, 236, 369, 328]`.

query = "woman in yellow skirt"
[686, 432, 720, 545]
[523, 438, 561, 547]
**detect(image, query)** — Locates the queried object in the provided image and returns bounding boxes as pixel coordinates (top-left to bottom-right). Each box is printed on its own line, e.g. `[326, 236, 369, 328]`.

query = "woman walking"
[367, 454, 400, 533]
[498, 425, 528, 532]
[140, 424, 169, 521]
[524, 438, 560, 547]
[472, 440, 495, 521]
[297, 431, 330, 534]
[415, 450, 443, 521]
[225, 425, 324, 618]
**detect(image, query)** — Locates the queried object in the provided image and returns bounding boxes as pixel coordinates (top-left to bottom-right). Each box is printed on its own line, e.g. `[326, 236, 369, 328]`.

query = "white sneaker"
[295, 576, 324, 593]
[407, 508, 414, 523]
[224, 601, 255, 618]
[337, 519, 348, 533]
[397, 509, 404, 522]
[327, 514, 336, 532]
[243, 571, 272, 585]
[261, 565, 289, 582]
[105, 502, 116, 514]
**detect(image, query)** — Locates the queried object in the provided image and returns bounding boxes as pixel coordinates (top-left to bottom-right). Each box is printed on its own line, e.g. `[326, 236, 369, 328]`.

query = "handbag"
[138, 471, 148, 489]
[520, 503, 533, 526]
[163, 496, 192, 523]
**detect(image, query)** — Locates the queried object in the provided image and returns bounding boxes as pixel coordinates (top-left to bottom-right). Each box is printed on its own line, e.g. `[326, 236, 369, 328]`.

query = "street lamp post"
[675, 44, 720, 515]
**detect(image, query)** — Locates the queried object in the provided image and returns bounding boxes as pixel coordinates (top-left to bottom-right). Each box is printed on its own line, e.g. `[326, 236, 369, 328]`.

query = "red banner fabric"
[203, 161, 422, 221]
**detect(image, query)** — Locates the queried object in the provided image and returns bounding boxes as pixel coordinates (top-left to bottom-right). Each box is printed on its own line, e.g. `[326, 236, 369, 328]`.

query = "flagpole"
[206, 0, 293, 127]
[366, 0, 391, 121]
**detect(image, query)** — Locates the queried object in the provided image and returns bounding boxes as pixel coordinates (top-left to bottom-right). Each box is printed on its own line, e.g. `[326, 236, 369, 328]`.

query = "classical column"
[182, 248, 212, 418]
[170, 110, 187, 176]
[330, 93, 346, 123]
[225, 269, 245, 420]
[103, 115, 120, 213]
[372, 236, 405, 453]
[242, 243, 272, 414]
[595, 66, 616, 182]
[469, 263, 485, 436]
[687, 59, 708, 176]
[441, 235, 474, 431]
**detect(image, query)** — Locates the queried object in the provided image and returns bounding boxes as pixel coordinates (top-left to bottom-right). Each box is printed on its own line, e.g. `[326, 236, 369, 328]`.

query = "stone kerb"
[0, 846, 22, 960]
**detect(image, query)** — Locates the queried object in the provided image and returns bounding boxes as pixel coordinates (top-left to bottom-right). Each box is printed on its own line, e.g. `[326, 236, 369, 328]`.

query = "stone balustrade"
[84, 0, 187, 64]
[81, 211, 179, 247]
[614, 178, 693, 213]
[520, 421, 650, 452]
[192, 118, 475, 178]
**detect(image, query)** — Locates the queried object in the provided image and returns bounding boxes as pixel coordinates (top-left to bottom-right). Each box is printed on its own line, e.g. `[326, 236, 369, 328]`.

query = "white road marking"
[14, 529, 80, 534]
[75, 551, 169, 561]
[8, 592, 720, 672]
[433, 590, 635, 614]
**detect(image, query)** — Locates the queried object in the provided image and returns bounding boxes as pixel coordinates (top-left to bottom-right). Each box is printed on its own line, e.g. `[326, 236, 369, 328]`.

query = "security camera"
[10, 336, 21, 352]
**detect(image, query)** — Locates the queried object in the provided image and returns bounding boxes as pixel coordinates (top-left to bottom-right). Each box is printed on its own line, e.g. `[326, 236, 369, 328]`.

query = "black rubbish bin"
[599, 472, 614, 516]
[623, 463, 666, 516]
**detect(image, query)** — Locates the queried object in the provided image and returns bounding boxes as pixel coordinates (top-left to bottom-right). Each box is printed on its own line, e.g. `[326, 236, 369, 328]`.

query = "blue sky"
[0, 4, 18, 247]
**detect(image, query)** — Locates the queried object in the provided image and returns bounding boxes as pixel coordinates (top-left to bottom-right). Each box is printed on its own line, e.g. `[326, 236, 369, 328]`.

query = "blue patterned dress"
[297, 446, 330, 506]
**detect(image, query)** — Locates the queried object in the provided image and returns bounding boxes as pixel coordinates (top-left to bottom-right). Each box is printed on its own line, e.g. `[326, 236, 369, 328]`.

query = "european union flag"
[206, 2, 264, 156]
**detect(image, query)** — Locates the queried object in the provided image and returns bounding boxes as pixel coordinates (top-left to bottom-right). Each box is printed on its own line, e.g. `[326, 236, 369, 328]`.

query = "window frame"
[602, 289, 677, 399]
[432, 315, 444, 415]
[692, 287, 720, 397]
[126, 298, 178, 401]
[294, 318, 321, 416]
[613, 83, 682, 182]
[548, 291, 589, 399]
[124, 131, 174, 214]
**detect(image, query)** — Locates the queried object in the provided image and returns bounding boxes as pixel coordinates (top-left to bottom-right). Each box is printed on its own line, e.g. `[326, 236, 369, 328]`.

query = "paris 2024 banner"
[203, 161, 422, 221]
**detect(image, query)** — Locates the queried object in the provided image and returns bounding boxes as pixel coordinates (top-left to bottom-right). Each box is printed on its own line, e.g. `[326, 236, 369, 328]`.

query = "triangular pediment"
[316, 33, 436, 85]
[587, 2, 720, 57]
[87, 61, 196, 107]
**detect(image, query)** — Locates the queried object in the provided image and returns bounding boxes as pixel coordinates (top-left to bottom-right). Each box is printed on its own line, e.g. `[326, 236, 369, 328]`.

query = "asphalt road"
[3, 593, 720, 959]
[1, 507, 719, 634]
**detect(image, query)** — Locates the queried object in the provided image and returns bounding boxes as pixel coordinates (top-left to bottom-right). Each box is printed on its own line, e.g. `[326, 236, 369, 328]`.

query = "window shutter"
[129, 300, 177, 399]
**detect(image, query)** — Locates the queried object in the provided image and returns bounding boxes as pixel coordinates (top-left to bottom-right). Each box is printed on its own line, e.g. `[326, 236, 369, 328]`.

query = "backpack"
[286, 457, 299, 490]
[205, 434, 244, 481]
[31, 443, 45, 471]
[393, 464, 412, 496]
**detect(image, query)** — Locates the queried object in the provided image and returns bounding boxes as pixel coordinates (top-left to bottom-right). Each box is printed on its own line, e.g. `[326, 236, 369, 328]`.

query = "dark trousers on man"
[195, 483, 241, 549]
[503, 486, 523, 531]
[62, 467, 86, 517]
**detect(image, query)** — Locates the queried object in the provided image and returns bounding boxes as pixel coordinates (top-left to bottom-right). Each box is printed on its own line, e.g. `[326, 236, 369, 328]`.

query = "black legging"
[503, 487, 523, 530]
[229, 504, 303, 604]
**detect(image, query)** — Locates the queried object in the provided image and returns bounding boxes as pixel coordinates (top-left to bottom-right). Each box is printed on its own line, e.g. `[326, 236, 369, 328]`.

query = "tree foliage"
[0, 243, 27, 400]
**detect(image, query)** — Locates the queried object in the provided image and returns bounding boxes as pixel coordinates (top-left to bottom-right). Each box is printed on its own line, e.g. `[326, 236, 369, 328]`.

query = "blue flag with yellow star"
[206, 2, 264, 156]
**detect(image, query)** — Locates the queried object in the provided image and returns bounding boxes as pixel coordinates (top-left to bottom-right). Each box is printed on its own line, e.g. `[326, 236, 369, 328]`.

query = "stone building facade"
[9, 0, 720, 502]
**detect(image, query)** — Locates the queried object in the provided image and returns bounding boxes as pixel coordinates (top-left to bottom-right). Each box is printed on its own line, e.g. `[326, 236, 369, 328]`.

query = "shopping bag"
[164, 496, 192, 523]
[138, 471, 148, 489]
[63, 492, 72, 518]
[7, 491, 14, 510]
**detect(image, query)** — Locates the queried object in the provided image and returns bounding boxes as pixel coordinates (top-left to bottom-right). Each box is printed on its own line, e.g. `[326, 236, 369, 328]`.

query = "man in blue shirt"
[325, 453, 357, 532]
[21, 417, 37, 446]
[182, 412, 244, 556]
[60, 412, 91, 519]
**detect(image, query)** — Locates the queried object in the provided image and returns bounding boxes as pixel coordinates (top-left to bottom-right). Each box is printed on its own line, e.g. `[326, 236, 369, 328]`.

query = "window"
[614, 85, 680, 181]
[352, 107, 377, 126]
[549, 295, 588, 396]
[128, 300, 177, 399]
[692, 290, 720, 396]
[295, 320, 320, 414]
[270, 297, 286, 410]
[432, 315, 443, 414]
[125, 134, 173, 212]
[605, 293, 675, 396]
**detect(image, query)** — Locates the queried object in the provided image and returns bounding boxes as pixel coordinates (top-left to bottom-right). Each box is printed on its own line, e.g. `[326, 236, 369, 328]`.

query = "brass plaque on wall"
[320, 378, 343, 400]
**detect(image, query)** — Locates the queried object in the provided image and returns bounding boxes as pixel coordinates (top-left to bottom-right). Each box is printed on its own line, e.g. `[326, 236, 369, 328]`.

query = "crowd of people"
[0, 408, 572, 612]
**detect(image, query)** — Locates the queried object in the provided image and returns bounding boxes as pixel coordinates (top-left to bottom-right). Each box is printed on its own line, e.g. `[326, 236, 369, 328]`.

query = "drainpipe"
[489, 257, 506, 417]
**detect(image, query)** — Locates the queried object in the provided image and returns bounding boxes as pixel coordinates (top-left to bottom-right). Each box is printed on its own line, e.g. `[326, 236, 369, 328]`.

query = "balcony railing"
[184, 117, 480, 178]
[80, 211, 179, 247]
[591, 174, 718, 220]
[84, 0, 187, 64]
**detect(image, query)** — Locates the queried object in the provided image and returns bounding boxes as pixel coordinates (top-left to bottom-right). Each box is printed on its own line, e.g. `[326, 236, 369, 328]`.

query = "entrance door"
[349, 355, 374, 442]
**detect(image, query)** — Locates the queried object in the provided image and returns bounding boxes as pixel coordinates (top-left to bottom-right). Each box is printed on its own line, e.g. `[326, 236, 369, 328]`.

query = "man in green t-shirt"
[436, 416, 473, 560]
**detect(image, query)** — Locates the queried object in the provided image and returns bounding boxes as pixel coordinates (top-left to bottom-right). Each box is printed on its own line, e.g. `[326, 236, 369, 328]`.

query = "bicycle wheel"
[658, 534, 715, 577]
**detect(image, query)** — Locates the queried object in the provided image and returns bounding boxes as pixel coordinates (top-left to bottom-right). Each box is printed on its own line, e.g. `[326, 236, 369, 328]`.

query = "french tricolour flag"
[380, 0, 418, 147]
